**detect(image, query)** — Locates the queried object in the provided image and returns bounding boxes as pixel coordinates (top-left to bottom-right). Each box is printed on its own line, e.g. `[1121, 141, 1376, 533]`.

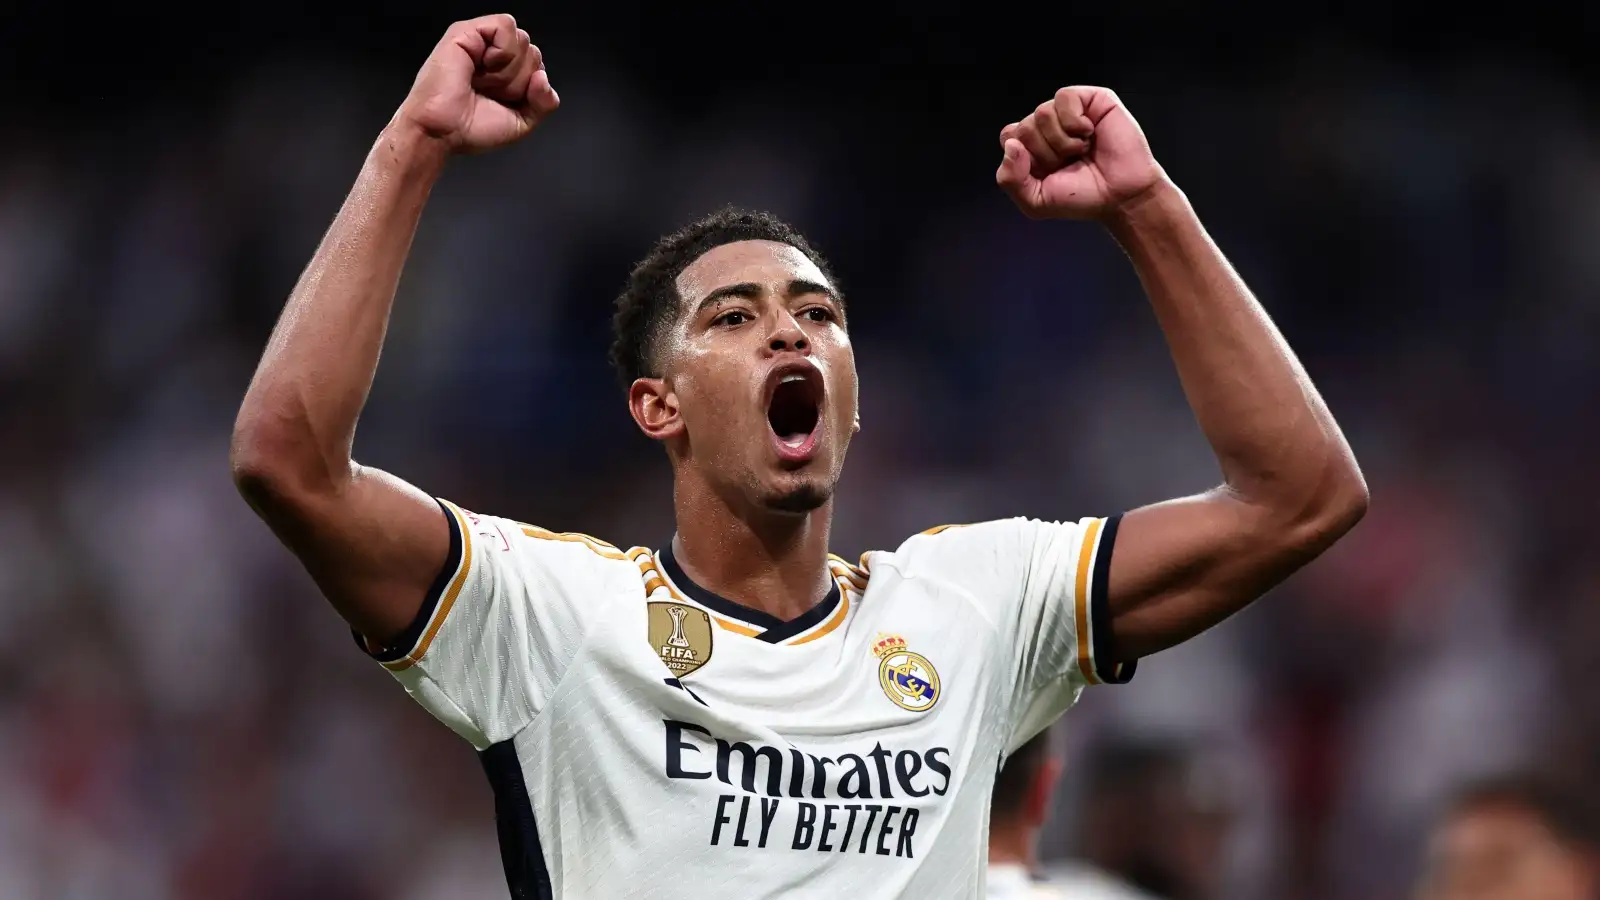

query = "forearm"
[995, 86, 1365, 659]
[1106, 180, 1363, 521]
[232, 123, 448, 492]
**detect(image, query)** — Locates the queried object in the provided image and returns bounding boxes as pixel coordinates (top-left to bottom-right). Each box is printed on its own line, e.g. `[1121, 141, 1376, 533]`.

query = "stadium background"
[2, 4, 1597, 898]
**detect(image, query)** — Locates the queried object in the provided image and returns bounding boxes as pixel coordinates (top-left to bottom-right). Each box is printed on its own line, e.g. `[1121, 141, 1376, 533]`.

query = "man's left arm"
[998, 87, 1369, 664]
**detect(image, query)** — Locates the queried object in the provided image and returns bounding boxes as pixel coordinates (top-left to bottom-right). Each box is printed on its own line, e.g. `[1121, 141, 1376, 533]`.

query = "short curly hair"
[609, 207, 839, 389]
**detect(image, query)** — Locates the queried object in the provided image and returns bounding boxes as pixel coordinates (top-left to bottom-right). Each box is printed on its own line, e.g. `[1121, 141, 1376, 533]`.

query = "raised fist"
[394, 15, 560, 154]
[995, 86, 1166, 221]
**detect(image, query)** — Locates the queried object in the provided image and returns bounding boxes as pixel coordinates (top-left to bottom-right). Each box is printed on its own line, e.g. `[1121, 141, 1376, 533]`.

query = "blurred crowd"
[2, 18, 1598, 900]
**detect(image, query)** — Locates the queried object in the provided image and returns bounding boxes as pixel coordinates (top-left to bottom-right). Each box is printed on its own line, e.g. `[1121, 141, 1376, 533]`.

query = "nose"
[765, 312, 809, 356]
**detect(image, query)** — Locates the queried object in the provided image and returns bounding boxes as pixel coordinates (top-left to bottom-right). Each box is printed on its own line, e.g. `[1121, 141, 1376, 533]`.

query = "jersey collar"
[658, 543, 842, 644]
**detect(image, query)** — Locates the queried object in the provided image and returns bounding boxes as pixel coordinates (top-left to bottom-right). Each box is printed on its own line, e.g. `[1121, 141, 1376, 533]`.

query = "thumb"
[995, 138, 1035, 196]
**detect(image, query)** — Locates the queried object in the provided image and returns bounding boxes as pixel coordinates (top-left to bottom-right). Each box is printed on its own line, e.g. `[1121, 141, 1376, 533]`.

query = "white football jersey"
[360, 499, 1132, 899]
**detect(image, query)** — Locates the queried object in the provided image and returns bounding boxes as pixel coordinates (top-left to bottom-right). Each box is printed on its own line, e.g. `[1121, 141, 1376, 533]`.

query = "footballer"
[231, 15, 1368, 899]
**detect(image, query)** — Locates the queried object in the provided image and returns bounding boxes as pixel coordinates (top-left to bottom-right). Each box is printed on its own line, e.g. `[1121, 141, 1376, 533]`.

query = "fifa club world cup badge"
[648, 602, 714, 677]
[872, 633, 940, 712]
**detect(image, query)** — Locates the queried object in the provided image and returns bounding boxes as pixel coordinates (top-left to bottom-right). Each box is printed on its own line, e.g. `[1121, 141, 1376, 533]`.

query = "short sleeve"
[889, 514, 1133, 754]
[354, 498, 622, 749]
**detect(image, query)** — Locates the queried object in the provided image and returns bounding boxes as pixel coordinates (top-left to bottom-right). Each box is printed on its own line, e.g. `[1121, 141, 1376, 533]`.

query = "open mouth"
[765, 364, 824, 458]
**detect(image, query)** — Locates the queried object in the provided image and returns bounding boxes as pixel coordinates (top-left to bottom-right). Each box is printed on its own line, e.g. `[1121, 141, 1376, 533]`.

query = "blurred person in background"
[227, 9, 1367, 897]
[1045, 738, 1236, 900]
[1415, 774, 1600, 900]
[989, 728, 1157, 900]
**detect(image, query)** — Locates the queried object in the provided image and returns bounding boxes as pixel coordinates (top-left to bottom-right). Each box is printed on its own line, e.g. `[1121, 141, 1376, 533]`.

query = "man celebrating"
[230, 15, 1367, 899]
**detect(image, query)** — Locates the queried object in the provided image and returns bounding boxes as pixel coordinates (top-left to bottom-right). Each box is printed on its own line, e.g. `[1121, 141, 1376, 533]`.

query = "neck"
[987, 820, 1035, 870]
[670, 469, 835, 621]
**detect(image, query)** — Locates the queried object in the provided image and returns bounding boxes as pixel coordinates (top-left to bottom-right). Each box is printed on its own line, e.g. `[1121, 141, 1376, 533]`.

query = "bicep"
[244, 461, 450, 645]
[1106, 489, 1323, 660]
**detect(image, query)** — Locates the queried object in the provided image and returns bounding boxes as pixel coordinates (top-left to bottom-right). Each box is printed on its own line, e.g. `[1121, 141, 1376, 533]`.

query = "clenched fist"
[995, 86, 1166, 221]
[394, 14, 559, 154]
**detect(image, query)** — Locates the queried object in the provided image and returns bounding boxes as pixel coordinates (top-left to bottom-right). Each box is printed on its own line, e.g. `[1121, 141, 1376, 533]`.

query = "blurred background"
[2, 4, 1597, 899]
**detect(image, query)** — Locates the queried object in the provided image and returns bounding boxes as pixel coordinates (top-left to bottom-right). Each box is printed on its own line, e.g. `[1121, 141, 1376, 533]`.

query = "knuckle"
[1036, 100, 1055, 117]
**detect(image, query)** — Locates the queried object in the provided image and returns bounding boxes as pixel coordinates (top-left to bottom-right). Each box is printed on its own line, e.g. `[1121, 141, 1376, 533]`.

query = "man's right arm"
[229, 16, 559, 646]
[230, 124, 450, 646]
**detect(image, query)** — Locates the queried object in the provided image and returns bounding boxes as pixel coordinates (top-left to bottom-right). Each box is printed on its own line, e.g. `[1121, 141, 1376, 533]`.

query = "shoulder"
[850, 520, 1044, 628]
[444, 499, 644, 587]
[863, 518, 1045, 580]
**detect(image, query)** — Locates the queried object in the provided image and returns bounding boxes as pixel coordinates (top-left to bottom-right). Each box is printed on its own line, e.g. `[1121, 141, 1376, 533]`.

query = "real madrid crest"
[648, 602, 714, 677]
[872, 633, 940, 712]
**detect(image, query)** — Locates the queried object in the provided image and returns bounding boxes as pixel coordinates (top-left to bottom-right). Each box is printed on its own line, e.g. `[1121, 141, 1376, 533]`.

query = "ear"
[629, 377, 683, 442]
[1025, 755, 1064, 828]
[852, 380, 862, 435]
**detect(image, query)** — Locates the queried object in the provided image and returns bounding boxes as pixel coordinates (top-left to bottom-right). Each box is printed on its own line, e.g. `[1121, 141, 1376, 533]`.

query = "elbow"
[1279, 451, 1369, 555]
[1321, 445, 1370, 533]
[229, 409, 338, 511]
[1333, 463, 1371, 530]
[229, 418, 287, 507]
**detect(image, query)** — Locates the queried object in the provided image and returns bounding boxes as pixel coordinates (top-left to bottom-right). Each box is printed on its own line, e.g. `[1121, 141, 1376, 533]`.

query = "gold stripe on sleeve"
[382, 501, 476, 672]
[1072, 517, 1106, 686]
[519, 525, 628, 560]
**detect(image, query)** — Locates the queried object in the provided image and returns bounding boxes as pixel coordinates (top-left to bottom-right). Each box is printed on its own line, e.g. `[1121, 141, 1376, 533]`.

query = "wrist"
[374, 118, 452, 181]
[1102, 176, 1189, 242]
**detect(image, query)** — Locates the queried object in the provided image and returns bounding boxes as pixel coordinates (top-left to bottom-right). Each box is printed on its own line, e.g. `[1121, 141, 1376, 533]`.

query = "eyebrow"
[692, 279, 839, 318]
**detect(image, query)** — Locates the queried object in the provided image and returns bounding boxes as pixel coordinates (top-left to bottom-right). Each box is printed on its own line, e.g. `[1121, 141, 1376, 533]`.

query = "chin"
[760, 478, 832, 515]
